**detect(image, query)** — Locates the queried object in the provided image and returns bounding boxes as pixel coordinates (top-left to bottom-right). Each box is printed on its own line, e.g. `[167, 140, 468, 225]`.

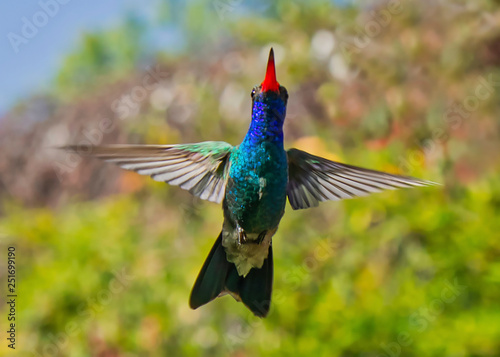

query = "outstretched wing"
[286, 148, 437, 210]
[63, 141, 234, 203]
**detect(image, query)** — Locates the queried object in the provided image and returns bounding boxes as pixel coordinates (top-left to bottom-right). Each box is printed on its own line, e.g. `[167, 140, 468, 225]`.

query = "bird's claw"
[236, 226, 267, 246]
[237, 226, 247, 246]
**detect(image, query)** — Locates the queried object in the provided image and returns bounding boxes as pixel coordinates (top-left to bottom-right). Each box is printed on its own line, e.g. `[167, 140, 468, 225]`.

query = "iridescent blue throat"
[240, 97, 287, 149]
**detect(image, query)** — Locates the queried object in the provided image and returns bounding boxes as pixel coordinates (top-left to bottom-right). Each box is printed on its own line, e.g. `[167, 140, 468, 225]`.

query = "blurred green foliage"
[1, 0, 500, 356]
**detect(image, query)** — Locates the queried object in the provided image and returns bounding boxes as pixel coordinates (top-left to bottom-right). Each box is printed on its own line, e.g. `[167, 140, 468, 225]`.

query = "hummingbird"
[63, 48, 434, 317]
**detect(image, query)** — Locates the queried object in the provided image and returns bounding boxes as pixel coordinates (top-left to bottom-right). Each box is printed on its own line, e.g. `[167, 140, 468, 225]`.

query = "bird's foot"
[236, 226, 267, 246]
[256, 231, 267, 244]
[237, 226, 247, 246]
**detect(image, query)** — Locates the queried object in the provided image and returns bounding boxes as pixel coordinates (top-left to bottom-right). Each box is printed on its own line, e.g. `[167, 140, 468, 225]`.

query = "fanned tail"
[189, 232, 273, 317]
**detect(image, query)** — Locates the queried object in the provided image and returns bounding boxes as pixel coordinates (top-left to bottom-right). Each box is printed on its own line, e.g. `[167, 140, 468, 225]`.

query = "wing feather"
[62, 142, 233, 203]
[287, 148, 437, 210]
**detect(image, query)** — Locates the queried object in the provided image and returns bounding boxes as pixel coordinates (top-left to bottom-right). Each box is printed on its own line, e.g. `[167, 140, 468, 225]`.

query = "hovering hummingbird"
[63, 48, 434, 317]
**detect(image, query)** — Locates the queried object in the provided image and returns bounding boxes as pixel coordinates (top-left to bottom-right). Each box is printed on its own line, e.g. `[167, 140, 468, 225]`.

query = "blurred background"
[1, 0, 500, 356]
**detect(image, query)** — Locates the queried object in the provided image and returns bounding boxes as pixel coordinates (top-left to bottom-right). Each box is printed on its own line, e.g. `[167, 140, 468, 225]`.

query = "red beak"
[261, 48, 280, 92]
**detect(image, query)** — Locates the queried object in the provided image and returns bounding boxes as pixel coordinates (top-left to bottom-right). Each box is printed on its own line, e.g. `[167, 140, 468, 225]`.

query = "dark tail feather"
[238, 245, 273, 317]
[189, 232, 230, 309]
[189, 232, 274, 318]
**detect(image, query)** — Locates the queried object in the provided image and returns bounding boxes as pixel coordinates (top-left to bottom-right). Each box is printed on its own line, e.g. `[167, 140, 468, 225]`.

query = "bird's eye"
[251, 88, 256, 98]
